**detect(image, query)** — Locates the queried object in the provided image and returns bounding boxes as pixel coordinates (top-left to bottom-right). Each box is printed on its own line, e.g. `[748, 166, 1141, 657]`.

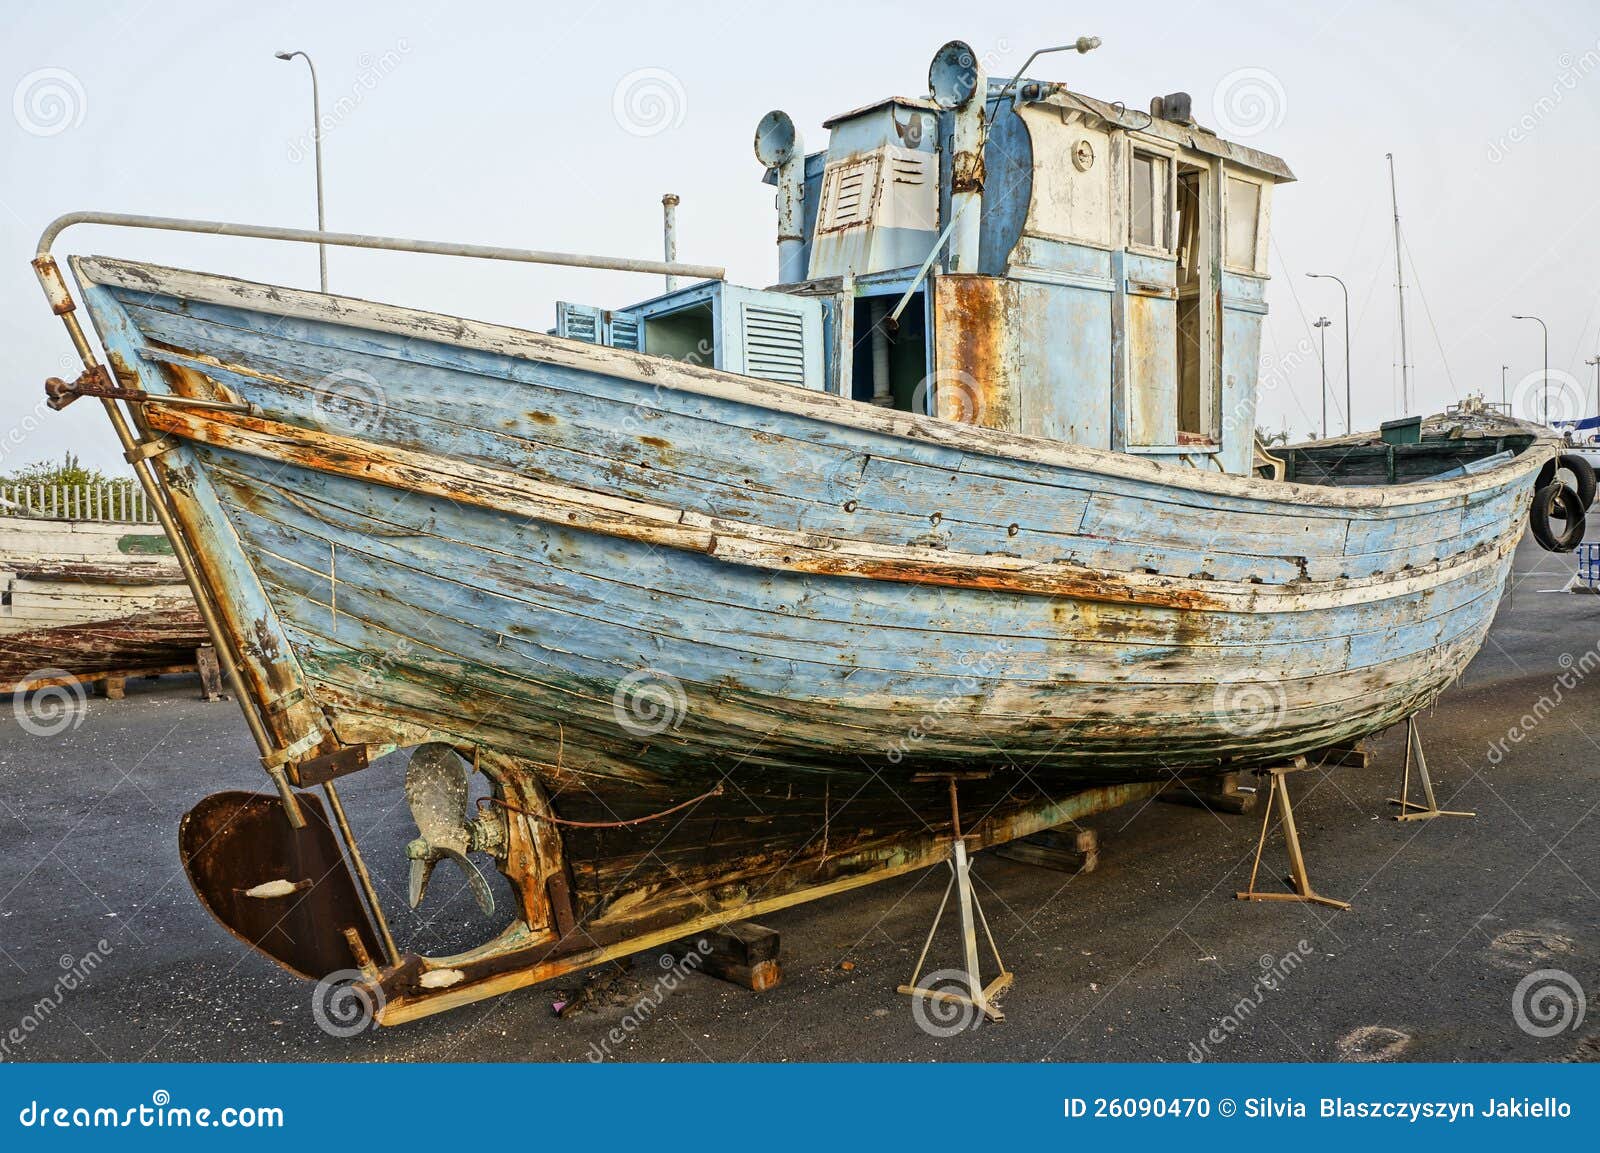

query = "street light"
[1313, 316, 1332, 438]
[1587, 355, 1600, 430]
[275, 49, 327, 292]
[1306, 273, 1351, 434]
[1511, 314, 1549, 425]
[1500, 363, 1509, 410]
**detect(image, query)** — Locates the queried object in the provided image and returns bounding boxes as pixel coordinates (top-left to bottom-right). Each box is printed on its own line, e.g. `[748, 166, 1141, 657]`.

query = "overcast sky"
[5, 0, 1600, 473]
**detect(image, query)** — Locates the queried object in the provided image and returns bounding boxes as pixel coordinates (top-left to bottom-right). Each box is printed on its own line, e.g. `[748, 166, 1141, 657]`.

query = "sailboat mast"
[1386, 153, 1411, 414]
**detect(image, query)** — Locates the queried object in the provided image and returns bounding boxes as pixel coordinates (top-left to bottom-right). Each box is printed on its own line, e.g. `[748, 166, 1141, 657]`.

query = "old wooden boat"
[32, 40, 1556, 1022]
[0, 513, 205, 694]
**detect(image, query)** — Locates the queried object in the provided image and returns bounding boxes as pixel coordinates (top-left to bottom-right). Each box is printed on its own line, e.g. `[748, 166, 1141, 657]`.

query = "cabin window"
[643, 301, 716, 367]
[1225, 176, 1262, 271]
[851, 293, 926, 411]
[1129, 151, 1170, 251]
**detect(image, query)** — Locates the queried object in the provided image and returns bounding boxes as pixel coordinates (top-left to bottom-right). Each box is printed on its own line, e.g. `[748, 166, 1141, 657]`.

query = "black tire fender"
[1536, 454, 1598, 510]
[1530, 481, 1586, 552]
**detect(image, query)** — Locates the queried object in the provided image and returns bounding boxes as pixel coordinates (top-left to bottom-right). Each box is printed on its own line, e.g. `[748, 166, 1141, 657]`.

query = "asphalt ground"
[1, 532, 1596, 1063]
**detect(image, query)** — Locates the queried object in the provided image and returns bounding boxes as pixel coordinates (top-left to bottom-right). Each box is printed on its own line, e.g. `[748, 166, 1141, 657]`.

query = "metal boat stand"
[897, 773, 1013, 1022]
[1235, 760, 1351, 911]
[1388, 717, 1474, 822]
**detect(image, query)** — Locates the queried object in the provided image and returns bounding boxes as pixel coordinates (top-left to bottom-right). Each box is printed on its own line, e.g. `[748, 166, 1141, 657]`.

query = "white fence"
[0, 483, 156, 523]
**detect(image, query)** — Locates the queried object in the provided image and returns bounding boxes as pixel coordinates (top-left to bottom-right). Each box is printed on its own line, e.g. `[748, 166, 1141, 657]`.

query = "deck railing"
[0, 483, 156, 523]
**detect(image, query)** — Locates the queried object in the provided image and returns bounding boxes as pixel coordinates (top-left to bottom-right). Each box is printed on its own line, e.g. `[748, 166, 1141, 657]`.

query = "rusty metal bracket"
[288, 744, 370, 788]
[124, 435, 180, 462]
[45, 369, 254, 414]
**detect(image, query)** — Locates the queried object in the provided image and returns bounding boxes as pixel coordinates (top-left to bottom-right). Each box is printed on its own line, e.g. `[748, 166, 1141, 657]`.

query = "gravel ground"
[0, 533, 1596, 1063]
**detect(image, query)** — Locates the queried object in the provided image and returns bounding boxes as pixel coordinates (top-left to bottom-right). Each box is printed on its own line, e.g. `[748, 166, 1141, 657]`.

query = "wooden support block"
[666, 921, 782, 991]
[994, 825, 1098, 873]
[1160, 770, 1257, 814]
[98, 676, 126, 700]
[1313, 737, 1369, 769]
[195, 644, 225, 701]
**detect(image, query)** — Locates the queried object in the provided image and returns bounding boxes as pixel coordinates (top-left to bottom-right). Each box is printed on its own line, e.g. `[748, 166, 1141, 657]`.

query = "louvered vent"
[556, 302, 600, 344]
[741, 305, 807, 385]
[820, 157, 879, 231]
[607, 314, 641, 352]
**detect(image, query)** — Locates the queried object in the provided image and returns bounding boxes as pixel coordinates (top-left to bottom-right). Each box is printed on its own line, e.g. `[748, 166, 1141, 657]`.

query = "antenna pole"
[1386, 153, 1411, 415]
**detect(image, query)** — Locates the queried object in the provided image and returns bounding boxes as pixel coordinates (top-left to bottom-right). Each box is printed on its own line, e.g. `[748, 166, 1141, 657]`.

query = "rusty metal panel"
[931, 274, 1018, 432]
[180, 791, 381, 980]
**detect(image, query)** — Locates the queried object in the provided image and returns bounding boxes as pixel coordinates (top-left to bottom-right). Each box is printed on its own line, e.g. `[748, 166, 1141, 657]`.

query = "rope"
[483, 783, 723, 829]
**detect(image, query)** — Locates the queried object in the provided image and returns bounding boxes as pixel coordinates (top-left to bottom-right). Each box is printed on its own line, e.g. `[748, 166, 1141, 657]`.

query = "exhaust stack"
[755, 110, 805, 283]
[928, 40, 986, 273]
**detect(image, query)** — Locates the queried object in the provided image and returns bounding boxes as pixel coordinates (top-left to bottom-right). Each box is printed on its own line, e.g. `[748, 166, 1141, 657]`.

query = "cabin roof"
[821, 95, 941, 128]
[1041, 89, 1295, 182]
[813, 82, 1295, 184]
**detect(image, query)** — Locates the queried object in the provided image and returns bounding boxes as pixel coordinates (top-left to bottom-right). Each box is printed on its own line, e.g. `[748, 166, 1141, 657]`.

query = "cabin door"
[1174, 161, 1212, 441]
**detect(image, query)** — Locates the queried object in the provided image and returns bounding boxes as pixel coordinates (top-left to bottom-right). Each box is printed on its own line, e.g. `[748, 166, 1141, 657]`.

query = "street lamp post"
[1500, 364, 1509, 410]
[1306, 273, 1351, 434]
[275, 50, 327, 292]
[1314, 316, 1332, 439]
[1587, 355, 1599, 425]
[1511, 314, 1549, 425]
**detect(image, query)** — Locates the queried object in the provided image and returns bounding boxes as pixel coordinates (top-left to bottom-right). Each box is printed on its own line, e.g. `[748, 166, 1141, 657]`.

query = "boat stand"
[1236, 763, 1351, 911]
[1388, 717, 1474, 821]
[898, 775, 1012, 1022]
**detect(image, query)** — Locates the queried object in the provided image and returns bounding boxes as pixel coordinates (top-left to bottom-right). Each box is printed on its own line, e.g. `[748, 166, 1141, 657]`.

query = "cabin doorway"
[852, 293, 928, 411]
[1174, 163, 1207, 438]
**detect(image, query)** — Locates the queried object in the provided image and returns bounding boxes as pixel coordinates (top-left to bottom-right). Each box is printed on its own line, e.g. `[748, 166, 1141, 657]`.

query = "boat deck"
[1, 530, 1594, 1062]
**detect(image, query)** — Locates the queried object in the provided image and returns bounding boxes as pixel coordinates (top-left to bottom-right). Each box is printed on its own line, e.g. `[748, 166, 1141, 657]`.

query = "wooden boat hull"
[69, 255, 1552, 1019]
[0, 517, 204, 692]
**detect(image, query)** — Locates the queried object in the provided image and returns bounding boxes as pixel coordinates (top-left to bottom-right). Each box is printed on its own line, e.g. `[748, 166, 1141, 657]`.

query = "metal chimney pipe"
[929, 41, 986, 273]
[661, 193, 680, 292]
[755, 111, 806, 283]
